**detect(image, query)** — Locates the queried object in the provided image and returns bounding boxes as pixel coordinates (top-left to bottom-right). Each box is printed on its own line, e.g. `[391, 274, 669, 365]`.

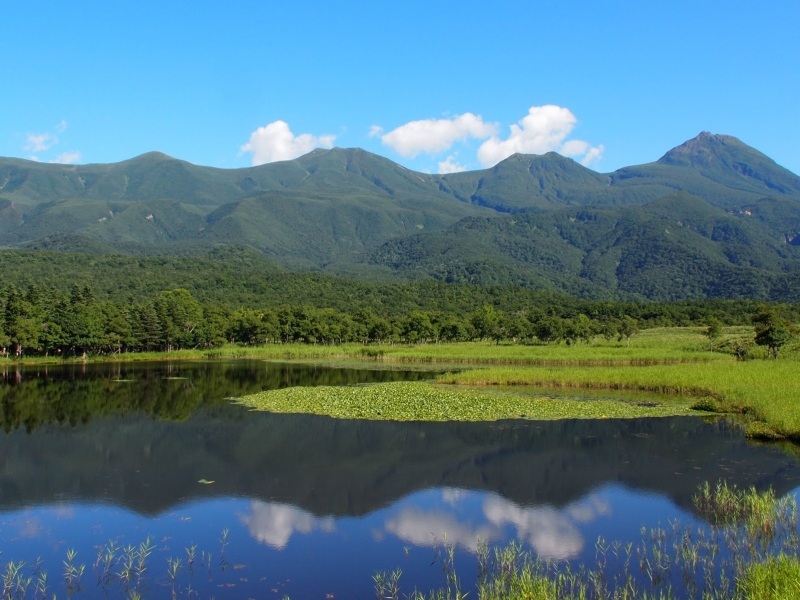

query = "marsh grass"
[693, 481, 798, 537]
[213, 329, 800, 438]
[367, 328, 726, 366]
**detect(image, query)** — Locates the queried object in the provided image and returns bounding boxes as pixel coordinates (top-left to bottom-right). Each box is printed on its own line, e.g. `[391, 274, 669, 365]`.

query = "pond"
[1, 360, 799, 598]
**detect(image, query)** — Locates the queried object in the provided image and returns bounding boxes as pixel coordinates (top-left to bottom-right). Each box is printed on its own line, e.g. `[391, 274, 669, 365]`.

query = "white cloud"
[560, 139, 590, 156]
[368, 125, 383, 138]
[241, 120, 336, 166]
[477, 105, 602, 168]
[579, 144, 605, 166]
[438, 155, 467, 174]
[24, 132, 58, 152]
[52, 151, 82, 164]
[381, 113, 497, 158]
[22, 120, 83, 162]
[560, 139, 605, 166]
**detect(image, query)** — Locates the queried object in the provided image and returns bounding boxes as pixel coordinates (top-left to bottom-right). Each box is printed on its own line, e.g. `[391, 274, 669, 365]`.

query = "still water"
[1, 361, 799, 598]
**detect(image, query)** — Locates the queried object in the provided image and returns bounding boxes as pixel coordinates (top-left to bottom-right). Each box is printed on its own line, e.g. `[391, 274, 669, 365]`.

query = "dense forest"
[1, 277, 796, 358]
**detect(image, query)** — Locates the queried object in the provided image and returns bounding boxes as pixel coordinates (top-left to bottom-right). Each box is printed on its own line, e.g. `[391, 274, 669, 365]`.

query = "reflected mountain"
[2, 401, 798, 518]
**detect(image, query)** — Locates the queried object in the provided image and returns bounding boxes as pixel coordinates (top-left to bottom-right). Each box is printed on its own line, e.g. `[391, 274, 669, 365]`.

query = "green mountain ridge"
[1, 132, 800, 300]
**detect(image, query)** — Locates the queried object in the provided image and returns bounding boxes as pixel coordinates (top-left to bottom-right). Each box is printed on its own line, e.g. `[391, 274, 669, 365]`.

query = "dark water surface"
[1, 361, 799, 598]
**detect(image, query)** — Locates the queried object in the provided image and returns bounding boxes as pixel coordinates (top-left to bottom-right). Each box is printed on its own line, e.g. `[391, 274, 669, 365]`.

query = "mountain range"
[2, 132, 800, 301]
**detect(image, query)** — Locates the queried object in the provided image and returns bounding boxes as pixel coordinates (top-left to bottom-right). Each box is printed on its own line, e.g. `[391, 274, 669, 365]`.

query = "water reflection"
[1, 361, 799, 598]
[0, 360, 432, 431]
[2, 406, 798, 515]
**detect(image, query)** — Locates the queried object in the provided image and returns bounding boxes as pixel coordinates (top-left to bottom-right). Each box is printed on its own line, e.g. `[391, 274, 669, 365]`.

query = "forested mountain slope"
[1, 132, 799, 300]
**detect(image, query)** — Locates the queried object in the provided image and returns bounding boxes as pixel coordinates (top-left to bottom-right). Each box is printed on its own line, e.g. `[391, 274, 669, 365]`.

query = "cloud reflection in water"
[386, 488, 612, 560]
[384, 506, 498, 552]
[241, 488, 611, 560]
[241, 501, 335, 549]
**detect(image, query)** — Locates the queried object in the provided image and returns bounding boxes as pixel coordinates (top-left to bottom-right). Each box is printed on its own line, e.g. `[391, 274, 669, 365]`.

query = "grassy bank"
[437, 359, 800, 440]
[366, 327, 730, 364]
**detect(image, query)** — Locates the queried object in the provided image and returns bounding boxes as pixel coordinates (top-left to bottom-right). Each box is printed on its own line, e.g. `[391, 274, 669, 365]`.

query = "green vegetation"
[738, 555, 800, 599]
[0, 530, 232, 600]
[235, 380, 699, 422]
[370, 192, 800, 301]
[1, 274, 797, 358]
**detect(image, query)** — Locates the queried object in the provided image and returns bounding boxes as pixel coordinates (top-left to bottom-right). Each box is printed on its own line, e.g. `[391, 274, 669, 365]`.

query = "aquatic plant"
[235, 380, 698, 422]
[62, 548, 84, 595]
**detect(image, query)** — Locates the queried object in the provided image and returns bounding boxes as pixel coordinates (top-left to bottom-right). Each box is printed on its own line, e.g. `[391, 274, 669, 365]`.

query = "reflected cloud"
[483, 498, 583, 560]
[50, 505, 76, 519]
[243, 488, 610, 560]
[568, 494, 612, 524]
[384, 506, 497, 552]
[17, 517, 46, 539]
[241, 501, 335, 549]
[382, 489, 612, 561]
[441, 488, 467, 506]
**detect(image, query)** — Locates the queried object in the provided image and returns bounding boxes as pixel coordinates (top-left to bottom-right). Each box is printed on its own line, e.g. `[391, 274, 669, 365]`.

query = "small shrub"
[691, 396, 719, 412]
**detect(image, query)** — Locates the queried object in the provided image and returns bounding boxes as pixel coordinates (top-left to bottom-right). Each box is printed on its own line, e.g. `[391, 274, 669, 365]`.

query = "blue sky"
[3, 1, 798, 175]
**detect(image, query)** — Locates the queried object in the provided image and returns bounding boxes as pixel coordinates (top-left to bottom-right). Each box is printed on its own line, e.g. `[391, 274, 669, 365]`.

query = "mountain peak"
[656, 132, 800, 195]
[658, 132, 747, 166]
[116, 151, 179, 167]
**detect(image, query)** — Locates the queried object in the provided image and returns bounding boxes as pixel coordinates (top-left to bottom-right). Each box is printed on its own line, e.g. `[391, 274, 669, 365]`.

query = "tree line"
[1, 284, 797, 358]
[0, 285, 797, 356]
